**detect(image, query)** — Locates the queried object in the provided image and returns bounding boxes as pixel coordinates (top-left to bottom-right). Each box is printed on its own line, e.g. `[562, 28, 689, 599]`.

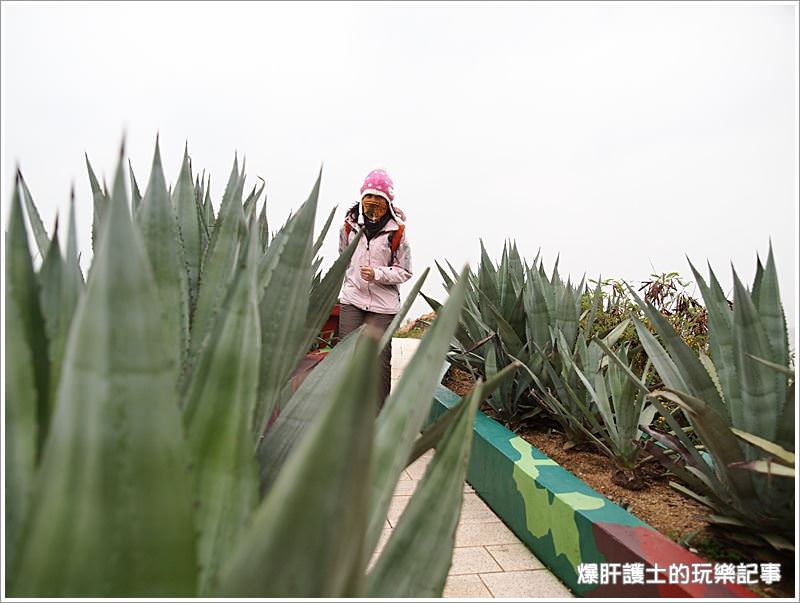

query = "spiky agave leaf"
[128, 159, 142, 213]
[256, 327, 362, 494]
[313, 203, 337, 258]
[365, 267, 469, 555]
[182, 218, 261, 594]
[137, 138, 190, 374]
[5, 177, 48, 579]
[18, 171, 50, 259]
[253, 172, 319, 435]
[173, 145, 203, 318]
[37, 225, 67, 411]
[257, 265, 430, 496]
[85, 154, 108, 252]
[11, 146, 197, 597]
[305, 232, 361, 351]
[378, 267, 430, 352]
[367, 380, 483, 597]
[188, 156, 244, 363]
[217, 330, 379, 597]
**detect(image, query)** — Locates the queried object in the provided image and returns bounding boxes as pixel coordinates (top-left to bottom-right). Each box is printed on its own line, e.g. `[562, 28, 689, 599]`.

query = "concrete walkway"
[386, 337, 574, 598]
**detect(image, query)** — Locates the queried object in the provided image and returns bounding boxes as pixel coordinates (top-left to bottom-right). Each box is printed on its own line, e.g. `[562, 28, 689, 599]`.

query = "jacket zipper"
[365, 238, 371, 311]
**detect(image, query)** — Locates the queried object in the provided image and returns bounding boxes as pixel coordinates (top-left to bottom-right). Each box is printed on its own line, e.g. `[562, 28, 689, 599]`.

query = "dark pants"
[338, 304, 394, 406]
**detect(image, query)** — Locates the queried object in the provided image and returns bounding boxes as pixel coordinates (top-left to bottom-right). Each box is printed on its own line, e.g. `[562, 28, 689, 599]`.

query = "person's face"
[362, 194, 388, 222]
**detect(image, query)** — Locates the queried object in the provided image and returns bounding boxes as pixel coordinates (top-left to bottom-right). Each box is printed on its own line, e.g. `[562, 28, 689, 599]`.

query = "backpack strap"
[390, 224, 405, 255]
[388, 224, 405, 264]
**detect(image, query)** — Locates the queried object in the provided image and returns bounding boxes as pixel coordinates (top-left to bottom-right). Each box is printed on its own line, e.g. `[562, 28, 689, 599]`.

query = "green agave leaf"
[670, 481, 717, 510]
[183, 220, 261, 595]
[751, 255, 765, 301]
[685, 464, 719, 496]
[4, 275, 38, 582]
[18, 171, 50, 258]
[729, 460, 794, 478]
[65, 191, 85, 286]
[365, 268, 468, 555]
[189, 157, 244, 362]
[629, 286, 727, 421]
[654, 388, 757, 507]
[760, 533, 795, 551]
[12, 148, 197, 597]
[498, 243, 512, 315]
[85, 154, 108, 252]
[422, 291, 443, 313]
[195, 183, 211, 255]
[37, 228, 68, 409]
[484, 292, 525, 355]
[730, 428, 794, 465]
[523, 270, 551, 356]
[645, 395, 720, 487]
[553, 280, 580, 350]
[305, 233, 361, 354]
[41, 193, 87, 410]
[572, 361, 619, 443]
[128, 159, 142, 213]
[632, 316, 692, 398]
[690, 260, 739, 410]
[204, 178, 215, 233]
[218, 331, 379, 597]
[173, 145, 203, 317]
[609, 351, 649, 446]
[253, 173, 319, 435]
[731, 272, 783, 444]
[435, 259, 455, 291]
[698, 351, 725, 403]
[256, 329, 362, 495]
[584, 278, 603, 336]
[407, 362, 519, 465]
[379, 267, 429, 352]
[640, 440, 712, 499]
[367, 380, 483, 597]
[242, 178, 265, 221]
[602, 317, 630, 349]
[137, 138, 190, 373]
[595, 338, 650, 399]
[745, 354, 794, 377]
[6, 177, 51, 458]
[258, 199, 269, 251]
[477, 240, 500, 329]
[407, 399, 463, 467]
[507, 242, 525, 291]
[313, 203, 337, 257]
[5, 179, 45, 580]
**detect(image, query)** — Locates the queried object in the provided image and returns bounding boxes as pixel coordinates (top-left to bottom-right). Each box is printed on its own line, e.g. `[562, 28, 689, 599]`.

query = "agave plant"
[628, 247, 795, 551]
[552, 341, 656, 489]
[430, 242, 634, 448]
[427, 242, 582, 427]
[4, 138, 511, 597]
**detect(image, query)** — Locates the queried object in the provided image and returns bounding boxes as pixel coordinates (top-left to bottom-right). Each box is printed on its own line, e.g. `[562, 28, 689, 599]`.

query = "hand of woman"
[359, 266, 375, 282]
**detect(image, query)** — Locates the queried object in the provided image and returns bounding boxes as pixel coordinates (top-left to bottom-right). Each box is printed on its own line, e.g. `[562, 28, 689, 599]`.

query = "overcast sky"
[2, 1, 797, 342]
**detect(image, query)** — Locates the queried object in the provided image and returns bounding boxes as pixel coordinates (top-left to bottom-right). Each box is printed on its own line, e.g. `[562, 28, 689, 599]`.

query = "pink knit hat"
[360, 169, 395, 203]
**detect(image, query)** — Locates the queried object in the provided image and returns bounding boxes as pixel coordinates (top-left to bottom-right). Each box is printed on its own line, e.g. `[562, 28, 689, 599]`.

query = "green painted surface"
[430, 385, 648, 595]
[510, 437, 602, 571]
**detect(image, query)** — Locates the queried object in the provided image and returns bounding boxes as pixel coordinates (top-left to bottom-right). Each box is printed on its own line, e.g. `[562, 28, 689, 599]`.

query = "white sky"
[2, 1, 798, 342]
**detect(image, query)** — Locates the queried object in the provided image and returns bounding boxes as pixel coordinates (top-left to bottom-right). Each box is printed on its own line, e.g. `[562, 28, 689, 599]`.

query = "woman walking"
[338, 169, 412, 407]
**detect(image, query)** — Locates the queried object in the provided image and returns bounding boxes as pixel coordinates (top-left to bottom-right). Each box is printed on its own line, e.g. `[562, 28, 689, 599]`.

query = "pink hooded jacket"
[338, 208, 412, 314]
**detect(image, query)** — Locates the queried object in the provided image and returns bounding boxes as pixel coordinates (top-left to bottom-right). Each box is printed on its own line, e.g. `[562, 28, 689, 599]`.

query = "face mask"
[362, 197, 388, 222]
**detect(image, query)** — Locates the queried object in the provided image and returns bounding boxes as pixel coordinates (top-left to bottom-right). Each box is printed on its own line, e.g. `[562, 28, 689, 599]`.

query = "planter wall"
[430, 384, 755, 598]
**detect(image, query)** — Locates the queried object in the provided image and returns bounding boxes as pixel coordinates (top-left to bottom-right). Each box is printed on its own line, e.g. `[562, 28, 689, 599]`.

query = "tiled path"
[387, 337, 574, 598]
